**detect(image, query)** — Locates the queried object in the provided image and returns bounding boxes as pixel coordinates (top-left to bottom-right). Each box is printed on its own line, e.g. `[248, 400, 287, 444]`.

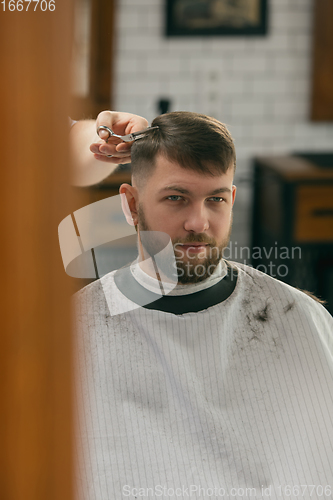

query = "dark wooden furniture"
[251, 155, 333, 313]
[75, 168, 131, 206]
[311, 0, 333, 121]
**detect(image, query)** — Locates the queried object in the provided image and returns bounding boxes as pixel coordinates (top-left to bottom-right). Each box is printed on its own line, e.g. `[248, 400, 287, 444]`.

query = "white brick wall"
[113, 0, 333, 247]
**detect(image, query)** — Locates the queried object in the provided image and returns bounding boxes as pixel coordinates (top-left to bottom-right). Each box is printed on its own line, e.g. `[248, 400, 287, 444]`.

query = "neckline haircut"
[130, 111, 236, 187]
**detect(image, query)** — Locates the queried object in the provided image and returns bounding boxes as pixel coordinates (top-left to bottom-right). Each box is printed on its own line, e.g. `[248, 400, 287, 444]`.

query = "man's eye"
[167, 195, 183, 201]
[208, 197, 225, 202]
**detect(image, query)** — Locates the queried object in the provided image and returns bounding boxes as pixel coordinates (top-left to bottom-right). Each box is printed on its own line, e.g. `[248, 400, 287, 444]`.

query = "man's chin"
[175, 258, 222, 285]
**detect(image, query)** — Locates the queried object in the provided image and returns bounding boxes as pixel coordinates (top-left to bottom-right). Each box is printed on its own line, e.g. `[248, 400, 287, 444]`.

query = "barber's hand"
[90, 111, 149, 164]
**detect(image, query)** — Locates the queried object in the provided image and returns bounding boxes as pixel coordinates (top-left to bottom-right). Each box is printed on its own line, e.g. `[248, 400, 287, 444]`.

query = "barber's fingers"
[93, 153, 131, 164]
[90, 140, 131, 160]
[90, 141, 131, 158]
[96, 110, 149, 136]
[92, 111, 148, 165]
[115, 114, 149, 135]
[92, 133, 132, 152]
[95, 110, 115, 133]
[97, 128, 111, 142]
[114, 141, 132, 152]
[94, 133, 124, 147]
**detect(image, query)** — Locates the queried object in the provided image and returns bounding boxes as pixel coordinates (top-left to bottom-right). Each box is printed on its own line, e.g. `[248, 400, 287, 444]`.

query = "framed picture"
[166, 0, 268, 37]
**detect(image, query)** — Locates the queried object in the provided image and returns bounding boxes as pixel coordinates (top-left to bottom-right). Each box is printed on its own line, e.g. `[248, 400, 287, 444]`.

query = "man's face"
[134, 154, 236, 284]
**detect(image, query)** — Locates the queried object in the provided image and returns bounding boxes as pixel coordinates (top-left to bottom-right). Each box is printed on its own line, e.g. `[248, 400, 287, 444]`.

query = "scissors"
[97, 125, 159, 143]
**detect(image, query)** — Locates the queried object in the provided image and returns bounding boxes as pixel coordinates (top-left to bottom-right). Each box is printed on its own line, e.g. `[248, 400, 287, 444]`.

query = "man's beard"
[137, 204, 232, 285]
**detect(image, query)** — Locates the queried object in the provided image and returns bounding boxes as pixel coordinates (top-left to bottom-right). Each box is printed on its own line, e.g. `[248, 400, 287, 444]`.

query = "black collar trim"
[114, 262, 238, 315]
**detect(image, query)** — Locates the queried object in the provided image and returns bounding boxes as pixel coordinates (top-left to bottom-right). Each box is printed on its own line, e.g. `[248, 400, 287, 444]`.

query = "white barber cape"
[73, 261, 333, 500]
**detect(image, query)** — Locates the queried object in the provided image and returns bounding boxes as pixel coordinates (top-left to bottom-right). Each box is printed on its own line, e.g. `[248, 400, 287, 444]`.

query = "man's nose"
[183, 205, 209, 233]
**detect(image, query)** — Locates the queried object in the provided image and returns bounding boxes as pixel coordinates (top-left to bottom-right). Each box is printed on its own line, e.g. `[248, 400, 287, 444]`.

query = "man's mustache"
[173, 234, 217, 246]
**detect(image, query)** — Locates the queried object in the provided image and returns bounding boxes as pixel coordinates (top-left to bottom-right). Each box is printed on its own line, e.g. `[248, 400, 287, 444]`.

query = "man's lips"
[181, 243, 208, 246]
[178, 243, 209, 253]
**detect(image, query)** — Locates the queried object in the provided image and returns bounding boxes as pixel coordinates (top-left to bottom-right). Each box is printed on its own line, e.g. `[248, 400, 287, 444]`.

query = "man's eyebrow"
[159, 185, 232, 195]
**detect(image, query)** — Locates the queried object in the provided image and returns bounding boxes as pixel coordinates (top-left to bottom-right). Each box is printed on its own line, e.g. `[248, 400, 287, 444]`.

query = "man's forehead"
[151, 154, 234, 187]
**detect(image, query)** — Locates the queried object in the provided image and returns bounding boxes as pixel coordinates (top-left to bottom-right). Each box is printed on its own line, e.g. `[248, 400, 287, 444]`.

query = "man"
[74, 112, 333, 500]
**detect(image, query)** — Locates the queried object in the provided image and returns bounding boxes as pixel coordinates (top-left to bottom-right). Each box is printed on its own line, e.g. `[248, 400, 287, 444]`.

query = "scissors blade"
[97, 125, 159, 143]
[119, 126, 159, 142]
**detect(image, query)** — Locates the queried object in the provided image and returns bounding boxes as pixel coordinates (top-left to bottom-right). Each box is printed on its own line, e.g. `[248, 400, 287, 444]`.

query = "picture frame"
[166, 0, 268, 37]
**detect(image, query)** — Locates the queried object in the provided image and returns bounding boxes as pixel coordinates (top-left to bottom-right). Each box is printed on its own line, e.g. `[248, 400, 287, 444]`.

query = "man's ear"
[119, 183, 139, 226]
[231, 185, 237, 206]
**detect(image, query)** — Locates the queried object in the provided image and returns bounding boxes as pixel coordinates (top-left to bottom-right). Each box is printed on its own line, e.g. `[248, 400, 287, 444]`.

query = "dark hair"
[130, 111, 236, 186]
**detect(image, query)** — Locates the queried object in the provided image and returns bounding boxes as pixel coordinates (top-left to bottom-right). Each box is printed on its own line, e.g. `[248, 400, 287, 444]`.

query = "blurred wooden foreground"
[0, 4, 74, 500]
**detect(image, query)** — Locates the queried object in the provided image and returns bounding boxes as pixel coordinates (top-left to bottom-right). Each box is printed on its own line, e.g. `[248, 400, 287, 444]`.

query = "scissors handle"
[97, 125, 158, 143]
